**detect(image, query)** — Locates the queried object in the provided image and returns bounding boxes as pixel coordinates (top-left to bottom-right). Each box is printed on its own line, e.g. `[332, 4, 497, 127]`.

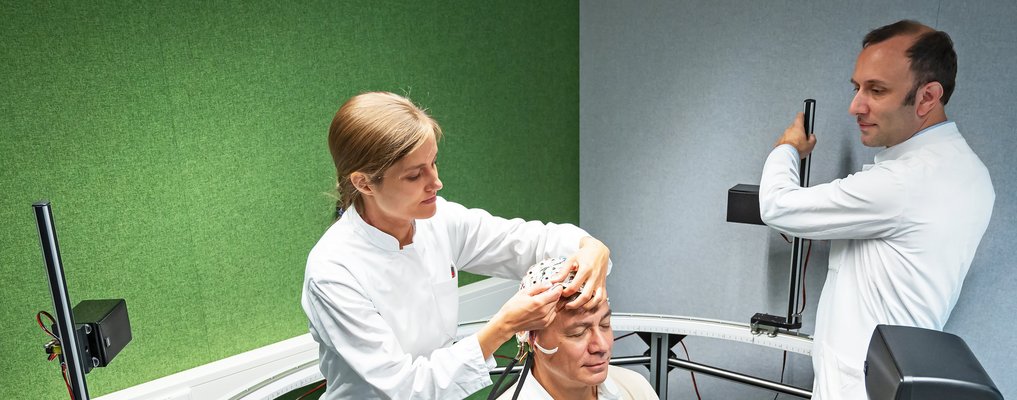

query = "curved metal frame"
[230, 313, 814, 399]
[459, 313, 813, 354]
[478, 313, 813, 399]
[228, 313, 809, 396]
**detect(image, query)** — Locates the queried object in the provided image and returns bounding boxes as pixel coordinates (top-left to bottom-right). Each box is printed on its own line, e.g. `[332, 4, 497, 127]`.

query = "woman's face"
[365, 135, 443, 223]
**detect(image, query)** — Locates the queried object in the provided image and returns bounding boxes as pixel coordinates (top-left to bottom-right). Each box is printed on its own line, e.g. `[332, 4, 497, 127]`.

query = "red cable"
[295, 381, 326, 400]
[37, 311, 58, 339]
[61, 363, 73, 400]
[38, 311, 74, 399]
[797, 240, 813, 315]
[679, 341, 703, 400]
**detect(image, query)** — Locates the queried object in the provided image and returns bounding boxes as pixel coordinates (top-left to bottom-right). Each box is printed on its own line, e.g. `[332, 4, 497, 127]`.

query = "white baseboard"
[94, 277, 517, 400]
[93, 334, 319, 400]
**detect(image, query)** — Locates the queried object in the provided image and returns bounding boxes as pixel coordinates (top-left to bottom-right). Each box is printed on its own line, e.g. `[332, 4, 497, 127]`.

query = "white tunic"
[759, 122, 994, 400]
[301, 197, 592, 399]
[496, 365, 659, 400]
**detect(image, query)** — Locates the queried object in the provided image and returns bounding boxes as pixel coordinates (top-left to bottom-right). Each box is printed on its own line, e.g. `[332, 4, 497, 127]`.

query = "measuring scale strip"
[457, 313, 812, 355]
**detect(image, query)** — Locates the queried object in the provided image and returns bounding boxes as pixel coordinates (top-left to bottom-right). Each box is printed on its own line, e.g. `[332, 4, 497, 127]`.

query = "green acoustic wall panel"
[0, 1, 578, 397]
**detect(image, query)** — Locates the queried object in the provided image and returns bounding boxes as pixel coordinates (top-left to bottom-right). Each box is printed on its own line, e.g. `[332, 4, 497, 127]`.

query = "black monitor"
[865, 324, 1002, 400]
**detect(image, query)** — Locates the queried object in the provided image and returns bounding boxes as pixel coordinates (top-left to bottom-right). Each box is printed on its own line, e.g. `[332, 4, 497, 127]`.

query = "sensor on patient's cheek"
[533, 338, 559, 355]
[528, 327, 560, 355]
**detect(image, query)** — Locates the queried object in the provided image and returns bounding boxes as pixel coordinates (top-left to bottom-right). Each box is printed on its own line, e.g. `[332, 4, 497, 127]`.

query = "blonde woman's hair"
[328, 92, 443, 212]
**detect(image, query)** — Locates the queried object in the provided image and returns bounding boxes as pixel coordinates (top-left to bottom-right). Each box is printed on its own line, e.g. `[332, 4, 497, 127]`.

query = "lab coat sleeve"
[759, 144, 906, 240]
[442, 200, 600, 279]
[304, 272, 494, 399]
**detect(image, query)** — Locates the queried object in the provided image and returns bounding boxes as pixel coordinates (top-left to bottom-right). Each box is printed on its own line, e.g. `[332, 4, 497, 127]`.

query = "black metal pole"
[667, 358, 812, 398]
[494, 355, 812, 398]
[785, 99, 816, 325]
[649, 332, 670, 397]
[34, 201, 90, 400]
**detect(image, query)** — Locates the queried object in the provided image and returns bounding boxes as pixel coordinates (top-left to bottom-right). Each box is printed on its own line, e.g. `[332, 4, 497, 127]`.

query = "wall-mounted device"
[65, 299, 132, 372]
[34, 201, 133, 400]
[726, 99, 815, 337]
[726, 183, 765, 225]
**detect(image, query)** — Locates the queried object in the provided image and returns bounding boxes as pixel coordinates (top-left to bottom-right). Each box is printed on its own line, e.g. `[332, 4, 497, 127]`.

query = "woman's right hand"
[498, 283, 564, 332]
[477, 283, 562, 358]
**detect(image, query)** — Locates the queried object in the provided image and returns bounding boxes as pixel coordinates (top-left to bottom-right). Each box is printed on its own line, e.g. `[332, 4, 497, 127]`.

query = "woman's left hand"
[553, 236, 610, 311]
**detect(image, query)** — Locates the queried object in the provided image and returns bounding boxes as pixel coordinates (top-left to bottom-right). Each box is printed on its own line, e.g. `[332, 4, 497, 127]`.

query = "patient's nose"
[588, 328, 611, 354]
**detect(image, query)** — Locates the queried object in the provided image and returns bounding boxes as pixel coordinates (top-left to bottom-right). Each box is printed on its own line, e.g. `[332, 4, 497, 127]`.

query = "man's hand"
[775, 112, 817, 158]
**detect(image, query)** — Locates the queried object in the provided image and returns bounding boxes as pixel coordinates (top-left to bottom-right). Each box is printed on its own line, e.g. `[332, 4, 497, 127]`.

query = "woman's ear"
[350, 172, 375, 196]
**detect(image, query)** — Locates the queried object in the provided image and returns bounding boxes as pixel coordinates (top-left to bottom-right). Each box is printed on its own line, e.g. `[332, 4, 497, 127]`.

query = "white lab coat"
[301, 197, 594, 399]
[496, 366, 659, 400]
[759, 122, 994, 400]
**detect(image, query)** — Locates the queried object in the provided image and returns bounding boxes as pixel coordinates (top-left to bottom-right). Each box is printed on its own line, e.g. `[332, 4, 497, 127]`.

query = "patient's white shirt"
[497, 365, 659, 399]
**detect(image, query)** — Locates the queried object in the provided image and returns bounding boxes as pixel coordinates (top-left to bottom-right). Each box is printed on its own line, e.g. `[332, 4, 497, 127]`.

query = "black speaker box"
[865, 324, 1002, 400]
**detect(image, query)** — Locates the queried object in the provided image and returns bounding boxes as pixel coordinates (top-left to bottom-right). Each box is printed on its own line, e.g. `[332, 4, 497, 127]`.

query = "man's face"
[532, 302, 613, 389]
[849, 34, 924, 148]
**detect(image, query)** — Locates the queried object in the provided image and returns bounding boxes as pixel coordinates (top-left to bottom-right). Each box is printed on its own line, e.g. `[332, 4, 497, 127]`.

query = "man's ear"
[916, 81, 944, 118]
[350, 172, 375, 197]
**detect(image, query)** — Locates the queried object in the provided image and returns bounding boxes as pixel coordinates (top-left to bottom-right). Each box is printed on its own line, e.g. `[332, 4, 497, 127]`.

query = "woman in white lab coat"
[301, 91, 611, 400]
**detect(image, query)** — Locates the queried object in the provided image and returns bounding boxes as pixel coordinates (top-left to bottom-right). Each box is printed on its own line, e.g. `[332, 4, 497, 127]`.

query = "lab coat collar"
[874, 121, 959, 163]
[343, 203, 413, 252]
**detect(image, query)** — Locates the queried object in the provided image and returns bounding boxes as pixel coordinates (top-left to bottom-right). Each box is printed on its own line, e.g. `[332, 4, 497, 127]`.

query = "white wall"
[580, 1, 1017, 398]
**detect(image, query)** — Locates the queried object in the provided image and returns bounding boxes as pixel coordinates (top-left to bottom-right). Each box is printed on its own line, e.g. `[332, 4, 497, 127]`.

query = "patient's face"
[532, 302, 613, 389]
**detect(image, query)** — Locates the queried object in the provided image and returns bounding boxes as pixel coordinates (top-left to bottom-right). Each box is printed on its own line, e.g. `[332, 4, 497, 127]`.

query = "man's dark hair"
[863, 20, 957, 106]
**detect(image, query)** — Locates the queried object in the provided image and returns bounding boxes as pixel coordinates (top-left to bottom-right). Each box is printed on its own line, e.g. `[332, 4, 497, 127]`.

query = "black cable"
[613, 332, 636, 341]
[36, 311, 58, 339]
[772, 350, 788, 400]
[487, 355, 520, 400]
[510, 352, 534, 400]
[496, 372, 523, 398]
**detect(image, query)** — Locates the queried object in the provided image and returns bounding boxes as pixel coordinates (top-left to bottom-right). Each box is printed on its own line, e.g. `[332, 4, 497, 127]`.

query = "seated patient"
[497, 259, 658, 400]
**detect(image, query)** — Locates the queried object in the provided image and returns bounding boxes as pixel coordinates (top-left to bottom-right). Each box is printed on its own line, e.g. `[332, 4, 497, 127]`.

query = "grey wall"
[581, 1, 1016, 399]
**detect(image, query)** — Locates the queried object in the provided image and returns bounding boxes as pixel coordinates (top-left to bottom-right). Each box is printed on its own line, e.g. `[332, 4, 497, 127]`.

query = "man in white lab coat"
[758, 20, 995, 400]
